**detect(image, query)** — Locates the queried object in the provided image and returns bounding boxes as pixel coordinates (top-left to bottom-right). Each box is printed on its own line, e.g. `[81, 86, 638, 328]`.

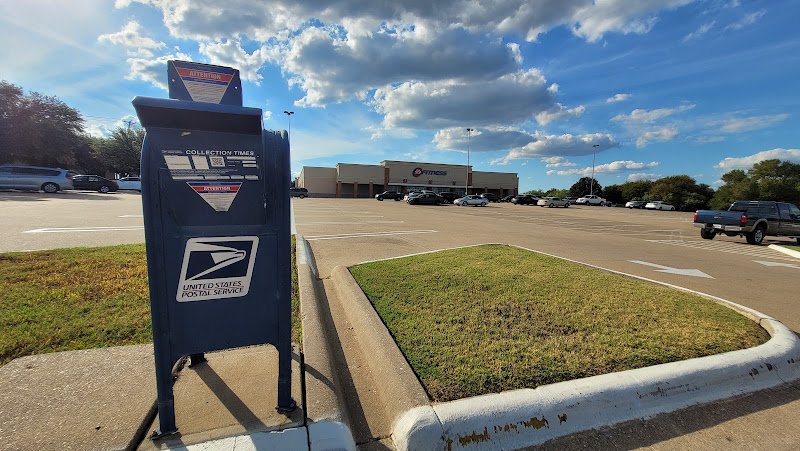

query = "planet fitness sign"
[412, 167, 448, 177]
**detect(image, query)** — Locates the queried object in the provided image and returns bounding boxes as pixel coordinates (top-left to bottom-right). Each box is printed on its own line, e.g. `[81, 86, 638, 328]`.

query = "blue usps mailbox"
[133, 61, 294, 437]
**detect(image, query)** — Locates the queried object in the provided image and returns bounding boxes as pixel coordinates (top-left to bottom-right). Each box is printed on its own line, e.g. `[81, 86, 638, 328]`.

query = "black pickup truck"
[693, 200, 800, 245]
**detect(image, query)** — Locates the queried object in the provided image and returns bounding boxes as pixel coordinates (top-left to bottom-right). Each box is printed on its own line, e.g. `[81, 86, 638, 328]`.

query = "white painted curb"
[769, 243, 800, 259]
[308, 421, 357, 451]
[394, 316, 800, 451]
[385, 244, 800, 450]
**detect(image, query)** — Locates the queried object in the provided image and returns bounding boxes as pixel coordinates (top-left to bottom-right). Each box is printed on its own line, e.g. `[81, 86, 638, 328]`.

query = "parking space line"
[23, 226, 144, 233]
[648, 239, 798, 262]
[296, 221, 404, 225]
[304, 230, 436, 240]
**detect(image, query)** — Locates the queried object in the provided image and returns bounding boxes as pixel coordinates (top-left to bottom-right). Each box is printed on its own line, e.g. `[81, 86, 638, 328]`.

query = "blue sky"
[1, 0, 798, 192]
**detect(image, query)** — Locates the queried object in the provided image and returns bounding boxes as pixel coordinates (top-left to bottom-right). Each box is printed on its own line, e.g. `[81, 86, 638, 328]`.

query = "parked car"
[407, 192, 444, 205]
[501, 195, 516, 202]
[454, 195, 488, 206]
[290, 187, 309, 198]
[537, 197, 570, 208]
[511, 194, 537, 205]
[480, 193, 500, 202]
[0, 165, 75, 193]
[404, 190, 434, 200]
[438, 192, 461, 202]
[375, 191, 403, 201]
[564, 197, 580, 204]
[72, 175, 118, 193]
[576, 195, 608, 206]
[694, 200, 800, 245]
[625, 200, 646, 209]
[645, 201, 675, 211]
[116, 176, 141, 191]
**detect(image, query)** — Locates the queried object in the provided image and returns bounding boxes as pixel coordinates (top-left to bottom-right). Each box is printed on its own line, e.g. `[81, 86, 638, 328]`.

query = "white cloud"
[606, 93, 631, 103]
[635, 126, 678, 147]
[547, 160, 660, 176]
[126, 52, 193, 90]
[541, 156, 577, 168]
[571, 0, 695, 42]
[535, 104, 586, 126]
[715, 148, 800, 169]
[199, 40, 269, 85]
[712, 113, 790, 133]
[283, 27, 522, 107]
[491, 132, 620, 165]
[725, 9, 766, 31]
[373, 69, 568, 130]
[695, 136, 726, 143]
[434, 126, 541, 153]
[98, 21, 165, 49]
[612, 104, 695, 123]
[682, 21, 715, 42]
[125, 0, 699, 44]
[628, 172, 661, 181]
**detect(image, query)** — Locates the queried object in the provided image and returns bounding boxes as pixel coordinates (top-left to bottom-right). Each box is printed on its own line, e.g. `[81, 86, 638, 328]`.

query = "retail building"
[297, 160, 518, 198]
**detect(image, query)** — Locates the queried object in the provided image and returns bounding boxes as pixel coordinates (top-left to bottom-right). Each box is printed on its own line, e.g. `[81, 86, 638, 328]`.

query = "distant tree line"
[0, 80, 143, 176]
[526, 160, 800, 211]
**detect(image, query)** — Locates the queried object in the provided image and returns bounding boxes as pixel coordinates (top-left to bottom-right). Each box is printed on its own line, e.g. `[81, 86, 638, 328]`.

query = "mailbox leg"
[275, 342, 296, 413]
[152, 354, 178, 438]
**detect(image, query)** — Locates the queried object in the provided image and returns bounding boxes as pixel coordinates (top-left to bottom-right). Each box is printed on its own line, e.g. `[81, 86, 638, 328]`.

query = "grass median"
[349, 244, 770, 403]
[0, 239, 301, 367]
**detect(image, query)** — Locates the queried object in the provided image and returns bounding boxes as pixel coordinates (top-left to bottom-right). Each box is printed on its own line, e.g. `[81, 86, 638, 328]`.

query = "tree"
[602, 184, 623, 204]
[711, 159, 800, 209]
[92, 126, 145, 175]
[649, 175, 712, 211]
[620, 180, 654, 201]
[569, 177, 602, 198]
[0, 81, 84, 167]
[544, 188, 569, 198]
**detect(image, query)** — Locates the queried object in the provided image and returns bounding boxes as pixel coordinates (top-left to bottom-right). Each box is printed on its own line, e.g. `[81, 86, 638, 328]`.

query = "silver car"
[537, 197, 570, 208]
[0, 165, 75, 193]
[454, 195, 488, 206]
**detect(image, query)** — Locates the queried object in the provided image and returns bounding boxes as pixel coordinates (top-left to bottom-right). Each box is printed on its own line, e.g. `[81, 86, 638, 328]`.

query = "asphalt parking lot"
[4, 192, 800, 448]
[292, 198, 800, 332]
[0, 190, 145, 252]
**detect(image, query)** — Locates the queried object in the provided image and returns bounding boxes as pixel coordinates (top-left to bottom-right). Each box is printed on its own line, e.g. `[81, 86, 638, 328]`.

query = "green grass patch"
[784, 245, 800, 252]
[350, 244, 770, 403]
[0, 244, 152, 366]
[1, 240, 301, 367]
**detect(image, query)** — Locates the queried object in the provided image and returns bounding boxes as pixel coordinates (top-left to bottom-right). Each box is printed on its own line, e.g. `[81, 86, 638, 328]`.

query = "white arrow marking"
[629, 260, 714, 279]
[754, 260, 800, 269]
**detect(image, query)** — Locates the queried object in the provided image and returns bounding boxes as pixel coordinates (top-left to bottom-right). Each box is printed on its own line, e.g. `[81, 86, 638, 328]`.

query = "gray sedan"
[537, 197, 570, 208]
[454, 195, 488, 206]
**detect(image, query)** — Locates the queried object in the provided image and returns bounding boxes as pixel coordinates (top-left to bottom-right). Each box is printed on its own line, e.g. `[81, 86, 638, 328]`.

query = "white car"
[115, 176, 141, 191]
[454, 195, 488, 207]
[576, 195, 607, 206]
[645, 201, 675, 211]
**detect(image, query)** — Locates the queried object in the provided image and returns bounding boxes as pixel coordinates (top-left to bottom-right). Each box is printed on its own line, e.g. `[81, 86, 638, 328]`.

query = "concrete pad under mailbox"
[139, 344, 304, 450]
[0, 344, 156, 450]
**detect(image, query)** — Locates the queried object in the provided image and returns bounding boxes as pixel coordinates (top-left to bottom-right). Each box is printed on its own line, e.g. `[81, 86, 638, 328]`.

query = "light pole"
[590, 144, 599, 196]
[283, 110, 294, 142]
[466, 128, 473, 195]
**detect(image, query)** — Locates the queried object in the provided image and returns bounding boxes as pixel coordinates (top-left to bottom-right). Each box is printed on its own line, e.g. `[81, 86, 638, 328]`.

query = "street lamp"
[590, 144, 599, 196]
[283, 111, 294, 142]
[466, 128, 473, 195]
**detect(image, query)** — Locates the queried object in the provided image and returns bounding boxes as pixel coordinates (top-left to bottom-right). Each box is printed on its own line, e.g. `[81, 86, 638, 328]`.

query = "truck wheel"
[700, 229, 716, 240]
[746, 226, 765, 245]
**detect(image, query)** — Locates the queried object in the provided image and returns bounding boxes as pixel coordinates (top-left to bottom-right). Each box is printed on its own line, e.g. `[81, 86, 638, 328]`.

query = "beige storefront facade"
[297, 160, 518, 198]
